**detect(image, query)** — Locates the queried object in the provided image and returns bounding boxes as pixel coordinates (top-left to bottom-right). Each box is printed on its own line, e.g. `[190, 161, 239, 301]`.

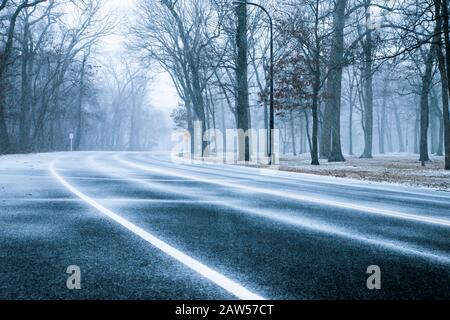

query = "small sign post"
[69, 133, 74, 152]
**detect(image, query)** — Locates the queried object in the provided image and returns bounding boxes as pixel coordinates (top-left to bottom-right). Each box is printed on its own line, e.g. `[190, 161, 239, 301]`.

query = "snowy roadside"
[0, 153, 55, 171]
[0, 152, 91, 171]
[193, 152, 450, 192]
[278, 153, 450, 192]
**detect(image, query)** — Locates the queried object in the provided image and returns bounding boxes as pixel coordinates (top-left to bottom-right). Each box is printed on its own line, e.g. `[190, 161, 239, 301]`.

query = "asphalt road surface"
[0, 152, 449, 299]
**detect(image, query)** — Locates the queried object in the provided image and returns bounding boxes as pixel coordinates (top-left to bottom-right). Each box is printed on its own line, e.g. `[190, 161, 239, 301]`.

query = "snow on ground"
[278, 153, 450, 191]
[2, 152, 449, 192]
[0, 152, 69, 171]
[0, 153, 53, 170]
[183, 151, 450, 191]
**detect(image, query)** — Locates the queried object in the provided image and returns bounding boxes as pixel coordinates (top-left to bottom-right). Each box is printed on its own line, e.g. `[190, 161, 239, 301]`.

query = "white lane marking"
[145, 153, 450, 201]
[116, 155, 450, 228]
[49, 159, 264, 300]
[90, 156, 450, 265]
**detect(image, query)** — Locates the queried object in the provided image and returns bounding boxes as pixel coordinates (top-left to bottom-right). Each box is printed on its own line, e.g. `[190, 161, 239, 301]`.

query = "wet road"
[0, 152, 449, 299]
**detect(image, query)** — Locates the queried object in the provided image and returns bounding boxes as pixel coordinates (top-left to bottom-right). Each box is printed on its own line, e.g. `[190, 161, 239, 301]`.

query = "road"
[0, 152, 449, 299]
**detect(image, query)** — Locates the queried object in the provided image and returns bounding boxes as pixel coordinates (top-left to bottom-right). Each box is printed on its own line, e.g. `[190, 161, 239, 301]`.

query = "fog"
[0, 0, 449, 171]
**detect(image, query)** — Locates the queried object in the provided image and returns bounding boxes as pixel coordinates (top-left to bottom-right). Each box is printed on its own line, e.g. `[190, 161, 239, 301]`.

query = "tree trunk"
[394, 107, 405, 152]
[235, 3, 251, 162]
[387, 119, 394, 152]
[430, 90, 439, 154]
[431, 87, 445, 156]
[289, 110, 297, 156]
[220, 99, 226, 162]
[299, 112, 304, 154]
[348, 97, 354, 156]
[414, 105, 419, 154]
[326, 0, 347, 162]
[441, 0, 450, 169]
[303, 110, 313, 154]
[310, 64, 320, 164]
[311, 102, 320, 164]
[379, 81, 387, 154]
[74, 54, 87, 151]
[186, 99, 195, 157]
[419, 47, 434, 162]
[0, 90, 9, 154]
[361, 2, 374, 158]
[320, 104, 331, 158]
[19, 21, 31, 152]
[435, 0, 450, 169]
[438, 114, 444, 156]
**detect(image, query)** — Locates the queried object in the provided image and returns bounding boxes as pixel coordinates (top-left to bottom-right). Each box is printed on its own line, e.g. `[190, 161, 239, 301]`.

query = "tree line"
[131, 0, 450, 170]
[1, 0, 449, 171]
[0, 0, 166, 154]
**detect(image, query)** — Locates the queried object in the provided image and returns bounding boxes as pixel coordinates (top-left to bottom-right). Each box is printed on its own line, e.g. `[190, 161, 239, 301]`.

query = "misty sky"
[101, 0, 180, 120]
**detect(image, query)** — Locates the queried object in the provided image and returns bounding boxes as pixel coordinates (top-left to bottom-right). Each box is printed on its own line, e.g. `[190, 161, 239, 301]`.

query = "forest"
[0, 0, 167, 154]
[1, 0, 450, 171]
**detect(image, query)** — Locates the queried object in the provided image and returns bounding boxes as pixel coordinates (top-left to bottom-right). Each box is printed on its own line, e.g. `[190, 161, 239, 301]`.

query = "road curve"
[0, 151, 449, 299]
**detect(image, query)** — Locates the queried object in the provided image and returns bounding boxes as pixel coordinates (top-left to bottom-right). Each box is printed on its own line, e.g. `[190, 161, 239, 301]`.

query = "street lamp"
[233, 1, 275, 165]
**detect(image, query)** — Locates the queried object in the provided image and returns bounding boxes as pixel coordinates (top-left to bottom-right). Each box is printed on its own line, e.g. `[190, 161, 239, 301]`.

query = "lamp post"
[233, 1, 274, 165]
